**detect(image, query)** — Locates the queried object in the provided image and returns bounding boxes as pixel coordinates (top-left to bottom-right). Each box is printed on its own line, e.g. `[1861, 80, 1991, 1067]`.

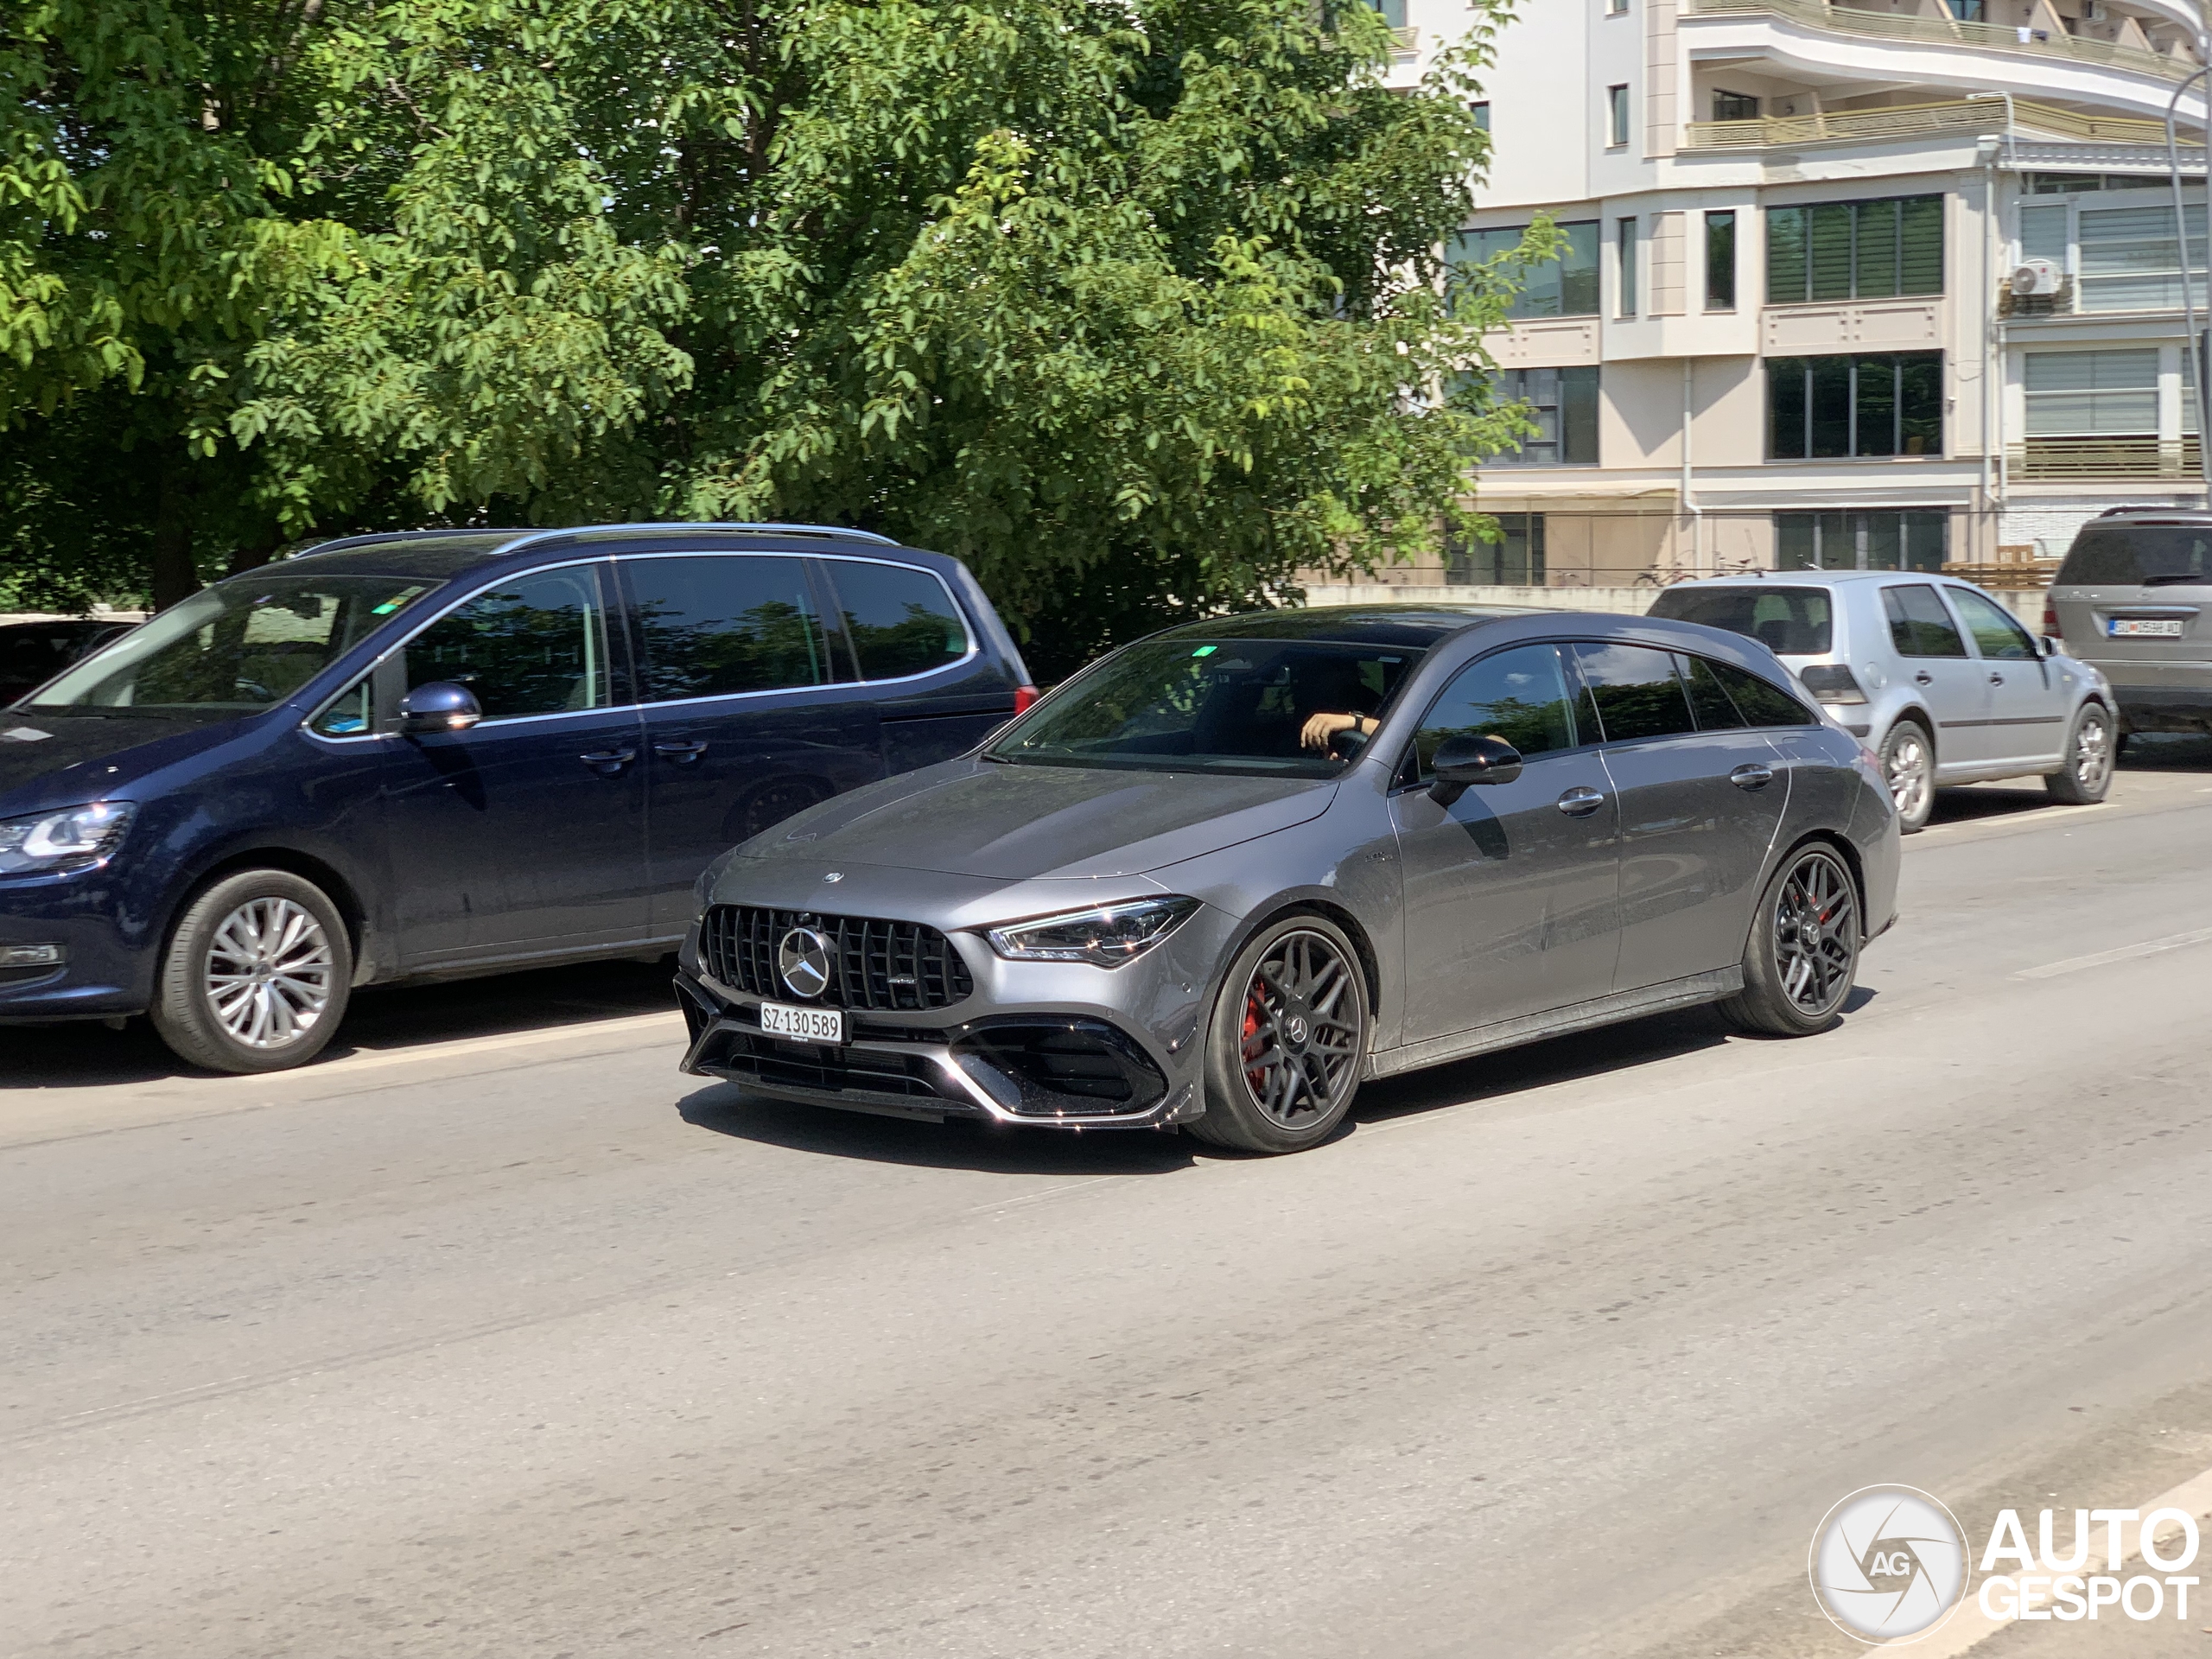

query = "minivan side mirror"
[397, 681, 483, 734]
[1427, 734, 1523, 805]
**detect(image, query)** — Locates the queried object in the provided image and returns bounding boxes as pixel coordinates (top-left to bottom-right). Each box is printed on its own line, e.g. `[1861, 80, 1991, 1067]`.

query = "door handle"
[1914, 671, 1934, 685]
[1988, 671, 2005, 685]
[579, 746, 637, 773]
[653, 739, 708, 761]
[1729, 763, 1775, 790]
[1556, 785, 1606, 817]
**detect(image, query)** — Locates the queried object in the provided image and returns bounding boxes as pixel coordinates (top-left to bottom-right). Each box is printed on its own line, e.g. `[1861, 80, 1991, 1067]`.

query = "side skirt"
[1363, 966, 1744, 1082]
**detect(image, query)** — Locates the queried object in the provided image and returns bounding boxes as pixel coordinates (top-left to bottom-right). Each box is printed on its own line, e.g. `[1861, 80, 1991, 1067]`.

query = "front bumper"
[0, 873, 150, 1022]
[674, 968, 1206, 1130]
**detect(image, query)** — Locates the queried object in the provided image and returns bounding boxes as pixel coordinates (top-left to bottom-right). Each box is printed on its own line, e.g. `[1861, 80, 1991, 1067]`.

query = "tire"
[1186, 914, 1369, 1154]
[2044, 702, 2114, 805]
[1878, 717, 1936, 835]
[1719, 844, 1860, 1038]
[151, 869, 353, 1074]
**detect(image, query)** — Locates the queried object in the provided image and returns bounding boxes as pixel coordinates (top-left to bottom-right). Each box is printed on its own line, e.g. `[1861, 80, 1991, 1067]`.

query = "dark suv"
[0, 524, 1034, 1072]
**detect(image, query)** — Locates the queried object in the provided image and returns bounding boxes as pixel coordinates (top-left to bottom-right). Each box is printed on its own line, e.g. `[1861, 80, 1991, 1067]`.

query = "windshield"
[2058, 524, 2212, 587]
[988, 639, 1421, 777]
[27, 574, 439, 715]
[1646, 585, 1834, 656]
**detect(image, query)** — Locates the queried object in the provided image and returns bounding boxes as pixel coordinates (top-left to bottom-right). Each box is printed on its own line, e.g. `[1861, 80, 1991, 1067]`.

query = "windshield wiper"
[2140, 573, 2211, 588]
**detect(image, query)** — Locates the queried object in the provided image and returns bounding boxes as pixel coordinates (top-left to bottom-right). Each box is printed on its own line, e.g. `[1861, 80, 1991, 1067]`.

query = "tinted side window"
[1946, 587, 2036, 661]
[625, 556, 829, 702]
[1646, 585, 1833, 654]
[1707, 660, 1818, 727]
[1410, 645, 1577, 778]
[1570, 642, 1697, 743]
[1881, 583, 1968, 658]
[407, 567, 611, 719]
[1675, 652, 1748, 730]
[825, 561, 970, 680]
[312, 677, 372, 737]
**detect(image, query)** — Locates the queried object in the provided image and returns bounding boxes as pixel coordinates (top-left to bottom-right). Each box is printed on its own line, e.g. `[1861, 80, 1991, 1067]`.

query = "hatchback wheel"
[1190, 915, 1368, 1154]
[1879, 718, 1935, 834]
[1720, 846, 1859, 1038]
[152, 869, 353, 1074]
[2044, 702, 2114, 805]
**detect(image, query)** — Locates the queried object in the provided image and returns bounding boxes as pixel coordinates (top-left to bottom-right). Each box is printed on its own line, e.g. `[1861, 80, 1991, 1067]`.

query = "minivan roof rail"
[494, 522, 902, 551]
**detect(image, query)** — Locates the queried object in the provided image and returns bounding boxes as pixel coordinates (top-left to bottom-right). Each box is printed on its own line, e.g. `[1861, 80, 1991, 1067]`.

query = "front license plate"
[760, 1001, 845, 1044]
[2108, 618, 2186, 638]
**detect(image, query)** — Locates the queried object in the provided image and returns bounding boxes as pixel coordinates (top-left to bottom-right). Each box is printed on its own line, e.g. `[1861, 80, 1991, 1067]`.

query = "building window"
[1618, 217, 1638, 315]
[1608, 0, 1629, 13]
[1607, 85, 1630, 147]
[1776, 512, 1948, 572]
[1945, 0, 1984, 19]
[1471, 101, 1490, 133]
[1711, 90, 1760, 123]
[1766, 196, 1944, 303]
[1705, 211, 1738, 311]
[1370, 0, 1407, 28]
[2076, 203, 2206, 313]
[1448, 513, 1547, 585]
[2024, 349, 2158, 448]
[1767, 353, 1943, 459]
[1451, 221, 1601, 318]
[1491, 366, 1600, 467]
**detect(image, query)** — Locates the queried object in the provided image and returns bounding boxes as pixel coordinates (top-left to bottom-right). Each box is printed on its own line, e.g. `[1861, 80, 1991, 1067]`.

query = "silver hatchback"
[1649, 573, 2116, 833]
[674, 607, 1900, 1154]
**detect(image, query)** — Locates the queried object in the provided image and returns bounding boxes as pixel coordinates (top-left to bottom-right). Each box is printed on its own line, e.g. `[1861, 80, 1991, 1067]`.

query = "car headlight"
[0, 802, 136, 875]
[985, 896, 1202, 967]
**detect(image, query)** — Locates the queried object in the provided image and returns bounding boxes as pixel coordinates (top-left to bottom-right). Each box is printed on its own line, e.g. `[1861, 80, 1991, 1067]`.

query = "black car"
[0, 619, 137, 704]
[0, 524, 1036, 1073]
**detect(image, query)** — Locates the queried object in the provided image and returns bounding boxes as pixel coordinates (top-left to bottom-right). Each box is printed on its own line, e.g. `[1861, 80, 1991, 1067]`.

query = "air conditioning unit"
[2012, 257, 2065, 296]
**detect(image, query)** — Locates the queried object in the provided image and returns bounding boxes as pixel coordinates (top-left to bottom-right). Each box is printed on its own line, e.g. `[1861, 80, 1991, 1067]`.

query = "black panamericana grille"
[699, 906, 975, 1012]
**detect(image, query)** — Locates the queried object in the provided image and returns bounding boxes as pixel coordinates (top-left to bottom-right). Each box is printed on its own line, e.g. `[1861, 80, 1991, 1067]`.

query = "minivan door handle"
[1914, 671, 1934, 685]
[653, 739, 708, 762]
[579, 746, 637, 774]
[1556, 785, 1606, 817]
[1729, 763, 1775, 791]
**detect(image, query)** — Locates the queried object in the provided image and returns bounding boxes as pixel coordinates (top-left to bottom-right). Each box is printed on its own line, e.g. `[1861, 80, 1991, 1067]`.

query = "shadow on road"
[1925, 731, 2212, 830]
[678, 1083, 1198, 1176]
[0, 956, 682, 1090]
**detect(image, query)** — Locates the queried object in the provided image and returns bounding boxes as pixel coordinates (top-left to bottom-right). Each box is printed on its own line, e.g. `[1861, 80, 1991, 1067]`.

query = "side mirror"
[2039, 633, 2063, 660]
[1426, 734, 1523, 805]
[397, 681, 482, 735]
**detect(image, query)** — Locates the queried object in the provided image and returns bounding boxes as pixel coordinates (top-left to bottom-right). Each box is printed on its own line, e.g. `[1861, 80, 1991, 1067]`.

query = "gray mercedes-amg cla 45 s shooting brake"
[674, 607, 1901, 1154]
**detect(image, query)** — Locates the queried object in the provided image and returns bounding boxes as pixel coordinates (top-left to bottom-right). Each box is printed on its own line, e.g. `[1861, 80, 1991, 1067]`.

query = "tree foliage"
[3, 0, 1534, 671]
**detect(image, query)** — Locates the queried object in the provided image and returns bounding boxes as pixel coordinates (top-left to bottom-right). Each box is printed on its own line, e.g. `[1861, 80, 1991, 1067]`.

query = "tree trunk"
[149, 450, 201, 610]
[226, 533, 283, 577]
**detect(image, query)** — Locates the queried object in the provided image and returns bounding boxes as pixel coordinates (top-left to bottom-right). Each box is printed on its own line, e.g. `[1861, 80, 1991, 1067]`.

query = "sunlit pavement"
[4, 737, 2210, 1658]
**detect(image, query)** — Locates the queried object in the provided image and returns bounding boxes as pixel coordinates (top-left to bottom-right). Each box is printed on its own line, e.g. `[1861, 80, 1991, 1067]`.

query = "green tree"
[5, 0, 1539, 670]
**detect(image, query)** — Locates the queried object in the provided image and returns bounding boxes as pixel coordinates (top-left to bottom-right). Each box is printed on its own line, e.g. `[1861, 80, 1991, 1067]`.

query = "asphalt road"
[6, 743, 2212, 1659]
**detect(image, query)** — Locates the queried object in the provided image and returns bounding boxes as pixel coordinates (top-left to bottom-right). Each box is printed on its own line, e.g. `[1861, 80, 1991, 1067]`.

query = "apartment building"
[1358, 0, 2212, 590]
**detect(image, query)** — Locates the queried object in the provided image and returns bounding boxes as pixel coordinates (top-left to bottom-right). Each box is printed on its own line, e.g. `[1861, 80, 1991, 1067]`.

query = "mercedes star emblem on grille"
[777, 926, 833, 999]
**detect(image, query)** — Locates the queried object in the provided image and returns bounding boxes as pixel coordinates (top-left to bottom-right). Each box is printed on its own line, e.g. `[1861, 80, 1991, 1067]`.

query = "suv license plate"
[2109, 618, 2185, 638]
[760, 1001, 845, 1044]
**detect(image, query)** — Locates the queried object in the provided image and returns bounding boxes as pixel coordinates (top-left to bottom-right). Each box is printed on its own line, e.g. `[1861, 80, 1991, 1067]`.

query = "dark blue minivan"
[0, 524, 1035, 1072]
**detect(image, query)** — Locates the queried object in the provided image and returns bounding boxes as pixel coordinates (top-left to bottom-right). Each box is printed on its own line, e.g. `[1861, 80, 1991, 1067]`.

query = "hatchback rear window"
[2057, 524, 2212, 588]
[1645, 585, 1834, 655]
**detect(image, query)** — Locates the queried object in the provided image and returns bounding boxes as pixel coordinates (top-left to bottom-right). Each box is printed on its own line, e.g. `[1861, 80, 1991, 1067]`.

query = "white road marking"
[1888, 1459, 2212, 1653]
[2014, 926, 2212, 981]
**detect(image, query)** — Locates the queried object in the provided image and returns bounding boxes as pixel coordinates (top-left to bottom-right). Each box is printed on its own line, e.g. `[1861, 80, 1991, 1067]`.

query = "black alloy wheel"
[1719, 846, 1859, 1038]
[1192, 916, 1368, 1154]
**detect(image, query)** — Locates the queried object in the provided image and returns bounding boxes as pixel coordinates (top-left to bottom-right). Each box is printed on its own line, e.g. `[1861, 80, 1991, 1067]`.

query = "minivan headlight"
[0, 802, 136, 875]
[985, 896, 1201, 967]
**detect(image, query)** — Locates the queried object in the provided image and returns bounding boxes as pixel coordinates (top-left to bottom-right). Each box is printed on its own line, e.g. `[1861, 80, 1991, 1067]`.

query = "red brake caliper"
[1243, 988, 1268, 1095]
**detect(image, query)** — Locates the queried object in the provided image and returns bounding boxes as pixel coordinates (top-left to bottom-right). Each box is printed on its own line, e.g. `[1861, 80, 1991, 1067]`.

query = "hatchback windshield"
[2058, 524, 2212, 587]
[1645, 585, 1834, 656]
[988, 639, 1420, 776]
[27, 574, 439, 715]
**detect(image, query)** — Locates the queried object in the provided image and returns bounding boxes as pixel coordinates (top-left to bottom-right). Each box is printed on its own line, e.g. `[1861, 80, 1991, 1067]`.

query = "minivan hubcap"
[2074, 714, 2112, 792]
[1239, 930, 1361, 1128]
[205, 898, 335, 1048]
[1772, 851, 1857, 1016]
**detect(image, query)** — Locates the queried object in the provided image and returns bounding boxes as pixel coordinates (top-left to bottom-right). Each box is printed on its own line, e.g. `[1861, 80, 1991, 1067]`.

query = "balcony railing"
[1686, 0, 2195, 83]
[2010, 435, 2204, 480]
[1685, 95, 2202, 150]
